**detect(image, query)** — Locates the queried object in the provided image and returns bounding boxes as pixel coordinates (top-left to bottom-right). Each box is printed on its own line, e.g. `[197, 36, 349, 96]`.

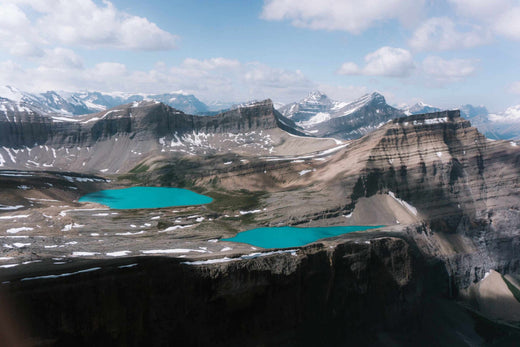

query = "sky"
[0, 0, 520, 113]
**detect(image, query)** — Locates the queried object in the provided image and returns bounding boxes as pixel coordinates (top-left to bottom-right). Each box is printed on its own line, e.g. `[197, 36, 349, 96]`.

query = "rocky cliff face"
[0, 99, 305, 172]
[174, 110, 520, 290]
[5, 237, 450, 346]
[0, 99, 290, 148]
[319, 110, 520, 288]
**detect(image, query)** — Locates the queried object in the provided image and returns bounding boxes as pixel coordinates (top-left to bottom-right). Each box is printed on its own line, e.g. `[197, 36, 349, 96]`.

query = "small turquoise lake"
[223, 225, 382, 248]
[78, 187, 213, 209]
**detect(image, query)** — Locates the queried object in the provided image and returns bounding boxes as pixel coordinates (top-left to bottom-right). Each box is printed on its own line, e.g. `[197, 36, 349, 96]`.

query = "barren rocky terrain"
[0, 102, 519, 345]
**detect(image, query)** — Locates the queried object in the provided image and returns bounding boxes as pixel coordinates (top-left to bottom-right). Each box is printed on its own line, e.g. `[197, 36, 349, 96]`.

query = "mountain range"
[278, 91, 405, 139]
[3, 85, 520, 142]
[1, 86, 520, 345]
[0, 85, 211, 116]
[401, 101, 520, 140]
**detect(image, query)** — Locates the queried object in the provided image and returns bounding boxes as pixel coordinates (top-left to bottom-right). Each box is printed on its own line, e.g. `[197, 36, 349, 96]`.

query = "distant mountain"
[0, 86, 210, 115]
[459, 104, 488, 119]
[279, 91, 335, 125]
[0, 86, 91, 115]
[398, 100, 520, 140]
[457, 104, 520, 140]
[279, 91, 405, 139]
[401, 102, 442, 116]
[205, 100, 237, 112]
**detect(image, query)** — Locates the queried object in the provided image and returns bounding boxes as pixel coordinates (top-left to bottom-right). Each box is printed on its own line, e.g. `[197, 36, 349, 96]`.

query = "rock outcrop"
[5, 237, 452, 346]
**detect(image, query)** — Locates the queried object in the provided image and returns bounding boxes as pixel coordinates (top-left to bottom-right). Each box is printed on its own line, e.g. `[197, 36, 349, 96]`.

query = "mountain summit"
[279, 91, 404, 139]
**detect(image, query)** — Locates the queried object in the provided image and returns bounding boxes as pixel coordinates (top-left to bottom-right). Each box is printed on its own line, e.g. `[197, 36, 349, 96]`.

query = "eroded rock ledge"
[4, 237, 450, 346]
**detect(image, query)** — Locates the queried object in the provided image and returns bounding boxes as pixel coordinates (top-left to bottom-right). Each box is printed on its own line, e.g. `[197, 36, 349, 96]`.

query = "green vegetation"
[206, 189, 265, 212]
[129, 163, 150, 174]
[119, 158, 201, 187]
[205, 189, 267, 225]
[502, 275, 520, 304]
[157, 220, 173, 229]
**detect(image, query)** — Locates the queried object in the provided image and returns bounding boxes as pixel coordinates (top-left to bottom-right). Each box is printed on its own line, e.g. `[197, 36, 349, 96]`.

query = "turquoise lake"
[78, 187, 213, 209]
[223, 225, 382, 248]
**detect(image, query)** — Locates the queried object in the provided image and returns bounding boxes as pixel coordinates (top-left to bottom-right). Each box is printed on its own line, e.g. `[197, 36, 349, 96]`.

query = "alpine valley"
[1, 87, 520, 346]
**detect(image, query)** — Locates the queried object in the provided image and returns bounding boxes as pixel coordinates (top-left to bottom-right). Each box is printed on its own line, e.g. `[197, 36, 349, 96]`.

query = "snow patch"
[159, 225, 195, 233]
[182, 249, 298, 265]
[115, 231, 146, 236]
[424, 117, 448, 125]
[106, 251, 131, 257]
[61, 223, 84, 231]
[141, 248, 207, 254]
[0, 215, 30, 220]
[72, 251, 100, 256]
[13, 242, 30, 248]
[388, 191, 418, 216]
[21, 267, 101, 281]
[239, 209, 261, 215]
[6, 227, 33, 234]
[0, 205, 24, 211]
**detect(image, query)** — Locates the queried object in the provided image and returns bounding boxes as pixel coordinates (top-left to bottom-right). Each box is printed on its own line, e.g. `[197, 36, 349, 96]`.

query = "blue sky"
[1, 0, 520, 112]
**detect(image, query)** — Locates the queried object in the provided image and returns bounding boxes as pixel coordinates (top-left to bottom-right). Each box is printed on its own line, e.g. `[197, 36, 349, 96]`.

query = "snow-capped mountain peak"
[0, 86, 212, 116]
[0, 85, 25, 102]
[302, 90, 329, 104]
[400, 101, 442, 116]
[278, 91, 404, 139]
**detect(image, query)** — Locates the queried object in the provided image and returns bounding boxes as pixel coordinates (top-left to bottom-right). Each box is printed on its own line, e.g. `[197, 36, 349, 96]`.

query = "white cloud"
[447, 1, 520, 42]
[494, 7, 520, 40]
[447, 0, 513, 20]
[0, 3, 44, 57]
[41, 48, 83, 69]
[409, 17, 491, 51]
[243, 63, 307, 86]
[0, 57, 324, 104]
[338, 47, 415, 77]
[182, 58, 241, 70]
[316, 84, 368, 102]
[422, 56, 478, 82]
[0, 3, 31, 29]
[90, 62, 127, 78]
[489, 105, 520, 123]
[261, 0, 424, 33]
[337, 62, 360, 75]
[2, 0, 178, 51]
